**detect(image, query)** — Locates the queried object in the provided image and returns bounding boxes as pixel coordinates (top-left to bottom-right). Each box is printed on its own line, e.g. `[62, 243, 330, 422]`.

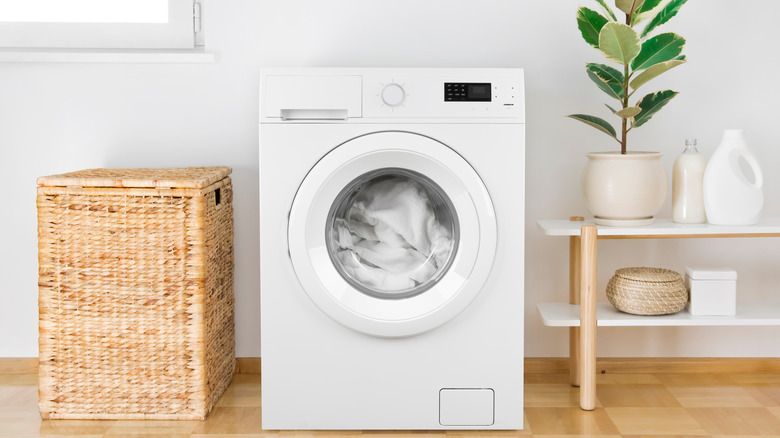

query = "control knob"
[381, 83, 406, 107]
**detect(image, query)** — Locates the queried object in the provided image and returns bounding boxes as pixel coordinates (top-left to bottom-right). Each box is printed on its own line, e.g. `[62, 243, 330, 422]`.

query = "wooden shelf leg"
[579, 225, 598, 411]
[569, 235, 581, 387]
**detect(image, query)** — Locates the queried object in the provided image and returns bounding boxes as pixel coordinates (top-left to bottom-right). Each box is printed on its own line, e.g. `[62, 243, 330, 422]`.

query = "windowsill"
[0, 47, 215, 63]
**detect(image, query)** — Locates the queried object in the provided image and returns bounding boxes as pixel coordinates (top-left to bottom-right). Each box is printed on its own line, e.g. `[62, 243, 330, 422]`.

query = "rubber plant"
[569, 0, 687, 154]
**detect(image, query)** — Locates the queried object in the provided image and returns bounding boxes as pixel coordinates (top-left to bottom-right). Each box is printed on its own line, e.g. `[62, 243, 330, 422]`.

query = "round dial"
[381, 83, 406, 107]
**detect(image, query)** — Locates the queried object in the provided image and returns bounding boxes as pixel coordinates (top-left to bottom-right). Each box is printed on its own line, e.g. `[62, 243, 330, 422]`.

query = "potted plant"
[569, 0, 687, 226]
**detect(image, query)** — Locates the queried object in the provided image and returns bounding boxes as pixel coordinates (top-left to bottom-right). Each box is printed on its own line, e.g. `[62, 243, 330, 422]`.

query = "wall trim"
[0, 358, 38, 374]
[235, 357, 261, 374]
[524, 357, 780, 374]
[4, 357, 780, 375]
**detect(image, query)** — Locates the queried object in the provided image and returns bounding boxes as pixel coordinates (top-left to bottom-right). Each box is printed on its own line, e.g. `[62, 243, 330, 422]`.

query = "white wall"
[2, 0, 779, 358]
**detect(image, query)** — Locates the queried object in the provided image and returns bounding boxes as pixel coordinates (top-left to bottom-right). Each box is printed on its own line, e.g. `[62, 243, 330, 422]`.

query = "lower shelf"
[537, 302, 780, 327]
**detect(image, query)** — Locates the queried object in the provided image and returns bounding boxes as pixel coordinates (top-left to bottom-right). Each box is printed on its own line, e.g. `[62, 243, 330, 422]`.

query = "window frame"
[0, 0, 196, 49]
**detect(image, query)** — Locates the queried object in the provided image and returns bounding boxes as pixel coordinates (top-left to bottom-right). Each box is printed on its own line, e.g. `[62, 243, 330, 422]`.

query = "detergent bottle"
[702, 129, 764, 225]
[672, 138, 707, 224]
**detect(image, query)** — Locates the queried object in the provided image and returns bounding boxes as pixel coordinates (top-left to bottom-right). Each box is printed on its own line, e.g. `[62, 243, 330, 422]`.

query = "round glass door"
[288, 131, 496, 337]
[327, 168, 459, 300]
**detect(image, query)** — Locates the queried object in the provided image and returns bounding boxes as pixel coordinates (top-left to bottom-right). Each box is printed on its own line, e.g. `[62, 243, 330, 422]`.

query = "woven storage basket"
[606, 267, 688, 316]
[37, 167, 235, 420]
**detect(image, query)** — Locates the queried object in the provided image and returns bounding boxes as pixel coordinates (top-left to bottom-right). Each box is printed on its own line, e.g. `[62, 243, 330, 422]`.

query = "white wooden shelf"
[537, 218, 780, 238]
[538, 302, 780, 327]
[537, 217, 780, 410]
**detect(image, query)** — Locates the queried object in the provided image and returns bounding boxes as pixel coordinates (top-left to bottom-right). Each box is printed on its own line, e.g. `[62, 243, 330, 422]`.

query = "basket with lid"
[36, 167, 235, 420]
[606, 267, 688, 316]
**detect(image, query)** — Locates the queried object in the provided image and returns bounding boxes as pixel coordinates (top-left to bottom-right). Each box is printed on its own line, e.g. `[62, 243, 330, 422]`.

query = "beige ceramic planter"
[582, 151, 667, 226]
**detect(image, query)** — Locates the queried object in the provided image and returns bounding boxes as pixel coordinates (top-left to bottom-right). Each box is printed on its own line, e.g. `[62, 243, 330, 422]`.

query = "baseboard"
[0, 358, 38, 374]
[235, 357, 261, 374]
[525, 357, 780, 374]
[4, 357, 780, 375]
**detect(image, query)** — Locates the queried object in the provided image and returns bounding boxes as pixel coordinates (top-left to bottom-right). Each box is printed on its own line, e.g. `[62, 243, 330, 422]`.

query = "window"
[0, 0, 199, 49]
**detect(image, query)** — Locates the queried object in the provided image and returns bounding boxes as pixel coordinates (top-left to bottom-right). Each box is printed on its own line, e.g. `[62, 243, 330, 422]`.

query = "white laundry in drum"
[332, 176, 454, 293]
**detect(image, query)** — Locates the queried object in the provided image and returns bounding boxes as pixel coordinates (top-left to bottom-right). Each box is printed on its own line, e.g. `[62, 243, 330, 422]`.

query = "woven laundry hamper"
[606, 267, 688, 316]
[36, 167, 235, 420]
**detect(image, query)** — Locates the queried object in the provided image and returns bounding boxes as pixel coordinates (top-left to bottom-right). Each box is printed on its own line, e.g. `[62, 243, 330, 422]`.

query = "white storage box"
[685, 267, 737, 316]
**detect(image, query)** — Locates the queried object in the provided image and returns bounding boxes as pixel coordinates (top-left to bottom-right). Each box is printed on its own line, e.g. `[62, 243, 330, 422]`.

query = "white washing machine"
[259, 68, 524, 430]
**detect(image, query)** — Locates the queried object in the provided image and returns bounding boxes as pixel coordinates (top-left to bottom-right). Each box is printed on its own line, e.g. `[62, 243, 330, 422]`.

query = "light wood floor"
[3, 371, 780, 437]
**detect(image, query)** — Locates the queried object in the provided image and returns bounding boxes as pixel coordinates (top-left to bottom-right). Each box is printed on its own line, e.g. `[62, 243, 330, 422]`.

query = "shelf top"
[537, 218, 780, 238]
[537, 302, 780, 327]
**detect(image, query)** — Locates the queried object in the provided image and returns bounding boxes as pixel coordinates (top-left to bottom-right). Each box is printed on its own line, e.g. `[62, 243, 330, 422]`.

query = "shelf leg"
[580, 224, 598, 411]
[569, 235, 581, 387]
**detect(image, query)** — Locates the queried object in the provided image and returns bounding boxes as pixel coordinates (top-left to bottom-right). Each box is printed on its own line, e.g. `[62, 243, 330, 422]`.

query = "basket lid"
[614, 267, 682, 283]
[37, 167, 232, 189]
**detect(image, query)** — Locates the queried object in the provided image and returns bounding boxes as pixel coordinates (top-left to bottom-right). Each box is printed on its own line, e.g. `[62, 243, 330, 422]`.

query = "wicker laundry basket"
[606, 267, 687, 316]
[36, 167, 235, 420]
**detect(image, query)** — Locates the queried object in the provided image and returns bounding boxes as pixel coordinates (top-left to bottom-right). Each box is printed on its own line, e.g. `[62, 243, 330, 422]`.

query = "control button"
[381, 83, 405, 107]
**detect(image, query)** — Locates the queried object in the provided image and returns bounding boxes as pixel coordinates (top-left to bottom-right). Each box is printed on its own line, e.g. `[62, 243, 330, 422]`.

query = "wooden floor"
[3, 371, 780, 437]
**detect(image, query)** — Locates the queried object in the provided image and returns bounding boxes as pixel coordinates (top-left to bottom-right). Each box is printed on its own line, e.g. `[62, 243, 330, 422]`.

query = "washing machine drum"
[288, 131, 497, 337]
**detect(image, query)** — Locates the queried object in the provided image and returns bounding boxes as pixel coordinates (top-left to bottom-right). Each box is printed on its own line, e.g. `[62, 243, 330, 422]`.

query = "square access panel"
[439, 388, 495, 426]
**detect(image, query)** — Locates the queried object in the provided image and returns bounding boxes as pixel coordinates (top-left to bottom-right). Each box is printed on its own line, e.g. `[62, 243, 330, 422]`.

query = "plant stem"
[621, 61, 629, 154]
[621, 6, 634, 155]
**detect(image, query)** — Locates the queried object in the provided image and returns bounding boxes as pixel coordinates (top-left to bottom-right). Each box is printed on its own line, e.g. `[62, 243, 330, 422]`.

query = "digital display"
[445, 83, 492, 102]
[468, 84, 490, 100]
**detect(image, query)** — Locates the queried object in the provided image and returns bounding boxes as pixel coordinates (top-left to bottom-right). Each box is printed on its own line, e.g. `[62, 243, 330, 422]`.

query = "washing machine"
[259, 68, 525, 430]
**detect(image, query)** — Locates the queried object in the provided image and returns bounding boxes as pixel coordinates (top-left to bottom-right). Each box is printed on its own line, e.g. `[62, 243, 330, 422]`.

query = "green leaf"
[616, 106, 642, 118]
[587, 70, 622, 100]
[605, 104, 619, 114]
[631, 32, 685, 71]
[568, 114, 618, 140]
[641, 0, 688, 38]
[595, 0, 618, 21]
[588, 63, 625, 84]
[631, 0, 664, 26]
[586, 63, 625, 100]
[633, 90, 678, 127]
[577, 7, 609, 48]
[615, 0, 644, 15]
[599, 22, 641, 65]
[637, 0, 663, 14]
[630, 59, 686, 89]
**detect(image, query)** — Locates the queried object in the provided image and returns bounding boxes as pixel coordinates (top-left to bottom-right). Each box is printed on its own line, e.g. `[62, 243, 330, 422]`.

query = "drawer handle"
[280, 109, 348, 120]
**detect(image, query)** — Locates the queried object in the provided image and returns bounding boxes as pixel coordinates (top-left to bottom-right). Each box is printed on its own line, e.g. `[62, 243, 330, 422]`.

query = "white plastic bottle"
[672, 138, 707, 224]
[702, 129, 764, 225]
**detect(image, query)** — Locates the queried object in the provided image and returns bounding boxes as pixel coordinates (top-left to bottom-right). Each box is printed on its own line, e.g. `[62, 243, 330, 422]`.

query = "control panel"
[363, 75, 522, 119]
[262, 70, 524, 121]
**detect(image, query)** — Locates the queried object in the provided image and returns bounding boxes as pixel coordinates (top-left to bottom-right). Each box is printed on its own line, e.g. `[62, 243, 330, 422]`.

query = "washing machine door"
[288, 131, 497, 337]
